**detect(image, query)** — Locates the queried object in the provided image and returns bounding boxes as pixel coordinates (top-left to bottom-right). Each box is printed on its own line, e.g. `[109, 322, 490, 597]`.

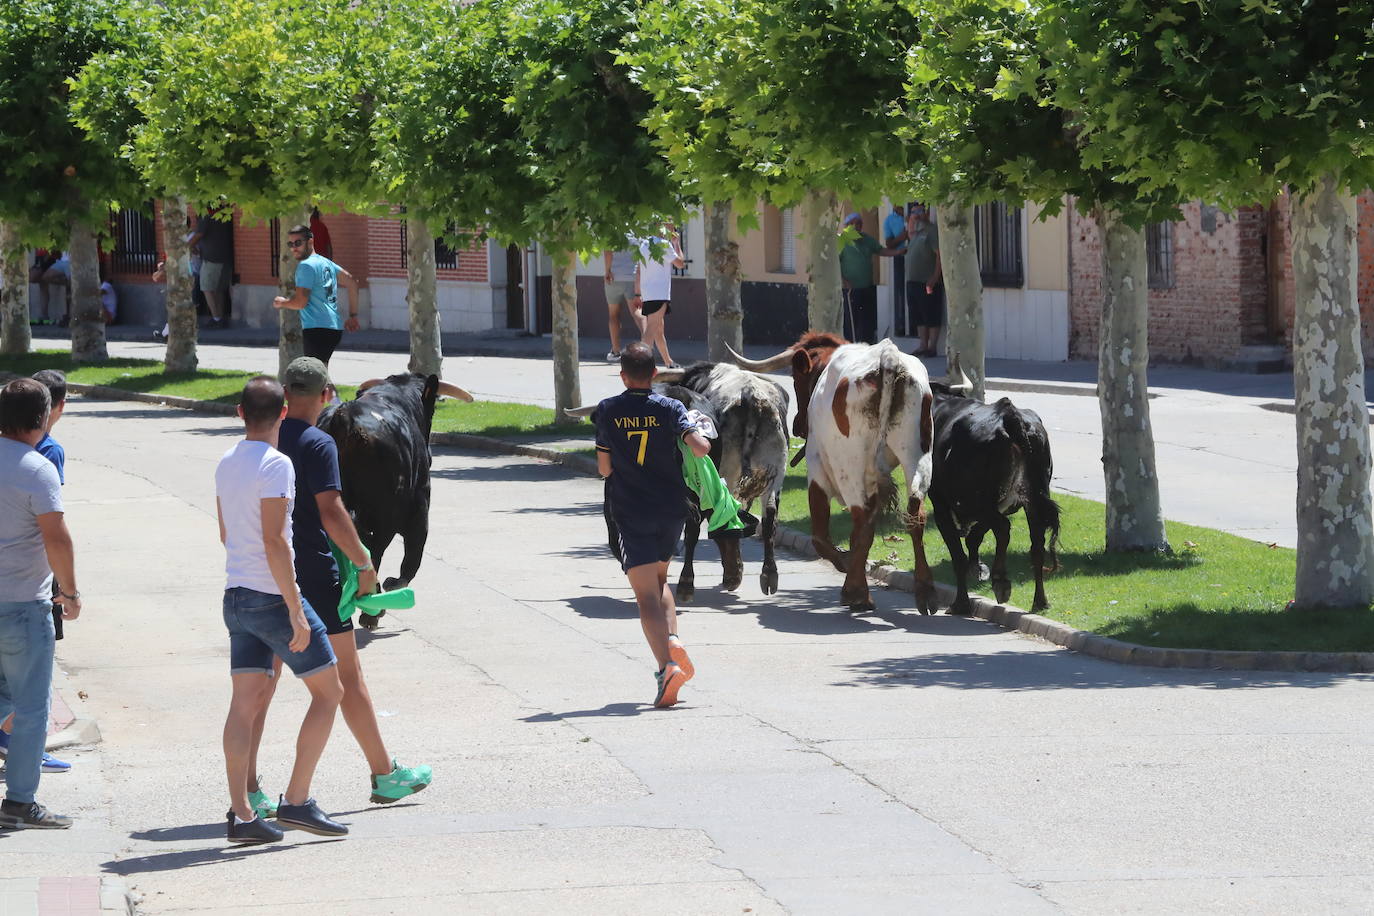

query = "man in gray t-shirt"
[601, 243, 644, 362]
[0, 378, 81, 830]
[188, 204, 235, 329]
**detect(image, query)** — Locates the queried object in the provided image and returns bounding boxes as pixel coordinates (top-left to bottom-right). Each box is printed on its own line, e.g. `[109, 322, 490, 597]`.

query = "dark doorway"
[506, 244, 525, 330]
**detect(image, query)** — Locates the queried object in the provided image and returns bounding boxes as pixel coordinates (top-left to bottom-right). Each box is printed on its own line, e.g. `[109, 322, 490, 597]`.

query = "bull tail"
[871, 348, 907, 515]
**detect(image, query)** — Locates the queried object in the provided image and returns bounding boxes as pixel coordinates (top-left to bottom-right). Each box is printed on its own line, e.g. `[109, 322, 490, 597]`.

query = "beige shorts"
[604, 280, 635, 309]
[200, 260, 230, 292]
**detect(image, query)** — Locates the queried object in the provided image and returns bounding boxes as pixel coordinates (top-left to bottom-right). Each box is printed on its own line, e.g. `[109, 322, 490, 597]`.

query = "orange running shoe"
[668, 636, 694, 682]
[654, 663, 687, 708]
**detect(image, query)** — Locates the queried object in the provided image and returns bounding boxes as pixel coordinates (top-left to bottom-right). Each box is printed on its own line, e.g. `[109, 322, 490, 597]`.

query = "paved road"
[11, 399, 1374, 913]
[91, 338, 1343, 548]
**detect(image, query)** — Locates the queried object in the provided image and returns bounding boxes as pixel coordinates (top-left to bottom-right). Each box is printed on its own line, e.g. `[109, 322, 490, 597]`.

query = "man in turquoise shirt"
[273, 223, 361, 365]
[838, 213, 903, 344]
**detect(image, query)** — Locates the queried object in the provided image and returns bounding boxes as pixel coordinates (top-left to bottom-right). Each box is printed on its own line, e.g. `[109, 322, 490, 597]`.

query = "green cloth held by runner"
[676, 440, 747, 534]
[329, 541, 416, 624]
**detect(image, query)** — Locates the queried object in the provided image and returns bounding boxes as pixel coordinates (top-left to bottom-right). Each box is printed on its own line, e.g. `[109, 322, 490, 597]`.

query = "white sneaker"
[606, 350, 620, 363]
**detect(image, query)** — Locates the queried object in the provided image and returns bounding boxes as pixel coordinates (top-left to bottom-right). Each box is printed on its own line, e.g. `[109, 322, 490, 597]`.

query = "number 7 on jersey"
[626, 430, 649, 465]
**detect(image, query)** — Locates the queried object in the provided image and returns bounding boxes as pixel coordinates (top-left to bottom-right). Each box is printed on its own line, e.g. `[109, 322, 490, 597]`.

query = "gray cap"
[283, 356, 330, 395]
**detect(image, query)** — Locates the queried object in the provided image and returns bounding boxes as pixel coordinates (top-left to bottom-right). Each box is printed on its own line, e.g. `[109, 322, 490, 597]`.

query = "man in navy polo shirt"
[596, 343, 712, 707]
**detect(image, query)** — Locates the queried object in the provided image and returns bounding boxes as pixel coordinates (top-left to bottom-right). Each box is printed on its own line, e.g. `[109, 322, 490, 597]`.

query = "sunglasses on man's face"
[286, 239, 308, 249]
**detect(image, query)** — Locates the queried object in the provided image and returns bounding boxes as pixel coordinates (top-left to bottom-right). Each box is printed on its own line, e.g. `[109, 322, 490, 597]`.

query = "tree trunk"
[0, 222, 31, 356]
[550, 247, 582, 425]
[162, 197, 198, 373]
[1096, 208, 1168, 552]
[276, 204, 310, 378]
[938, 200, 986, 401]
[405, 216, 442, 377]
[705, 199, 743, 361]
[1290, 174, 1374, 609]
[803, 188, 842, 334]
[68, 220, 107, 363]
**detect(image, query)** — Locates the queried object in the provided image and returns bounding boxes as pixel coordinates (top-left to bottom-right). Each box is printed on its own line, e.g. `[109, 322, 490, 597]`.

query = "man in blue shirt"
[272, 224, 361, 366]
[882, 203, 909, 336]
[596, 343, 712, 707]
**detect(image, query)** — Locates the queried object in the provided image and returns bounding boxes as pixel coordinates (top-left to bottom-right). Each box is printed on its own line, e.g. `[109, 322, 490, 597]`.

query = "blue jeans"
[0, 600, 56, 804]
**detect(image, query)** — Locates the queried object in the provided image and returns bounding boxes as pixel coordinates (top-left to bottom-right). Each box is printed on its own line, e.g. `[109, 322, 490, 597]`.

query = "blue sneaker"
[0, 730, 72, 772]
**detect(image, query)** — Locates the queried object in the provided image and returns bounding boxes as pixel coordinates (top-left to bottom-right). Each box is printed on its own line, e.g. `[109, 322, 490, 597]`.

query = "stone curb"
[36, 380, 1374, 675]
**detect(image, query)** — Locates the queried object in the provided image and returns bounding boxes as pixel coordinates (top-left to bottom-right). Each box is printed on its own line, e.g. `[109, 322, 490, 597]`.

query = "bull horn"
[724, 342, 794, 373]
[563, 405, 597, 418]
[654, 368, 685, 383]
[944, 350, 974, 392]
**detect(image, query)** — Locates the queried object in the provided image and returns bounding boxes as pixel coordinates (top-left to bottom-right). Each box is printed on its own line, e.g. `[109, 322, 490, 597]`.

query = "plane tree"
[0, 0, 149, 360]
[908, 0, 1184, 550]
[632, 0, 919, 337]
[1040, 0, 1374, 606]
[377, 0, 685, 421]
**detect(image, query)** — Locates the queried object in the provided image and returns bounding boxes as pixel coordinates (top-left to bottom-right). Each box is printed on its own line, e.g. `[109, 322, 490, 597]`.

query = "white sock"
[233, 814, 254, 825]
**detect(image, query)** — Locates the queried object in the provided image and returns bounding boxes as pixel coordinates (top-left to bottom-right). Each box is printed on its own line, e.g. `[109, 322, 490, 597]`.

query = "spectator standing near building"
[904, 203, 944, 357]
[601, 244, 643, 362]
[188, 203, 234, 329]
[216, 376, 346, 844]
[631, 224, 684, 369]
[35, 251, 70, 326]
[273, 224, 361, 366]
[595, 343, 712, 707]
[883, 203, 909, 336]
[0, 378, 81, 830]
[241, 357, 432, 817]
[838, 213, 903, 344]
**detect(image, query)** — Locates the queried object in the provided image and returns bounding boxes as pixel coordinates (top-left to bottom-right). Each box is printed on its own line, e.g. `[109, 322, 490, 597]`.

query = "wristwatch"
[356, 563, 373, 573]
[59, 589, 80, 600]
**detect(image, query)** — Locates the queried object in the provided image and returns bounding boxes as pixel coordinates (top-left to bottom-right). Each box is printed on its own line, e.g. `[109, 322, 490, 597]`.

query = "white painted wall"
[367, 277, 499, 334]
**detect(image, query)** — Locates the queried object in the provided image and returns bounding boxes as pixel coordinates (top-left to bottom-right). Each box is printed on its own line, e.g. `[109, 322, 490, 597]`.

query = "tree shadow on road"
[430, 462, 572, 483]
[834, 650, 1369, 692]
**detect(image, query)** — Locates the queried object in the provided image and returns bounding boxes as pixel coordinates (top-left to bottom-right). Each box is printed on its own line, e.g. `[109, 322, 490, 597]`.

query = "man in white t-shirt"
[601, 244, 644, 362]
[215, 376, 346, 844]
[631, 224, 685, 369]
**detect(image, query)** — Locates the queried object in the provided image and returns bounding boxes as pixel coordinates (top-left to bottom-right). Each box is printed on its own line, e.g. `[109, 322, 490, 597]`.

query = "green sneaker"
[370, 759, 432, 804]
[249, 782, 277, 819]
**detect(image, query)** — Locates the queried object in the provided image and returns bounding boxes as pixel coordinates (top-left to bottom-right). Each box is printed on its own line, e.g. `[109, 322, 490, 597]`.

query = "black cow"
[318, 373, 440, 622]
[927, 385, 1061, 615]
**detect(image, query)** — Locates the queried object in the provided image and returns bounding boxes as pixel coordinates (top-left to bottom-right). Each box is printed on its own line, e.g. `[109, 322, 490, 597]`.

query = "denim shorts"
[222, 587, 337, 679]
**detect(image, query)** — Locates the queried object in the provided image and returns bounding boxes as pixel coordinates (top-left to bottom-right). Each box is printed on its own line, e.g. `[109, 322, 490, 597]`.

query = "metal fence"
[974, 202, 1024, 288]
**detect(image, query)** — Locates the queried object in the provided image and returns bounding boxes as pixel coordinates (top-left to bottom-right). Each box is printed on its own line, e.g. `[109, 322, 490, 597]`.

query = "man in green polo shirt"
[838, 213, 903, 343]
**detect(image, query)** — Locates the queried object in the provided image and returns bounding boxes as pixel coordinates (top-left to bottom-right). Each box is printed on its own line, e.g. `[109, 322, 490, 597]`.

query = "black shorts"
[612, 513, 685, 572]
[640, 299, 671, 317]
[300, 576, 350, 635]
[906, 281, 944, 328]
[302, 327, 344, 365]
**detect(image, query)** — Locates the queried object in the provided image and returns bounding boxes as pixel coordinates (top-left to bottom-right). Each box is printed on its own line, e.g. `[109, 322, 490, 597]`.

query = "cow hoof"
[847, 599, 876, 613]
[759, 568, 778, 595]
[914, 583, 936, 615]
[677, 583, 695, 604]
[359, 611, 385, 630]
[947, 599, 972, 617]
[976, 563, 991, 582]
[992, 579, 1012, 604]
[721, 572, 742, 592]
[841, 586, 873, 611]
[1032, 597, 1050, 612]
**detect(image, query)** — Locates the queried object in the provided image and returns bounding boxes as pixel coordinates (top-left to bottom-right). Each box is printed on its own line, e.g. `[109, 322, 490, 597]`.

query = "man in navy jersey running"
[596, 343, 712, 707]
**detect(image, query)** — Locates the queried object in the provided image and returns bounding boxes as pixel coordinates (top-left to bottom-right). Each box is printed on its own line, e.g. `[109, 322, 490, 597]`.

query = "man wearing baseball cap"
[838, 212, 903, 344]
[243, 357, 433, 817]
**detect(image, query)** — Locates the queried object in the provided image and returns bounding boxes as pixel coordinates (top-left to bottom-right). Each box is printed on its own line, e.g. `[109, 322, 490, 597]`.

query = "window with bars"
[401, 221, 462, 270]
[974, 202, 1024, 288]
[109, 203, 158, 275]
[671, 226, 691, 277]
[1146, 221, 1175, 289]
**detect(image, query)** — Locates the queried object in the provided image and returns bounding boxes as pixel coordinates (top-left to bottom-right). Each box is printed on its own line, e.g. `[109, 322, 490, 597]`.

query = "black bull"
[927, 384, 1061, 615]
[318, 373, 439, 600]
